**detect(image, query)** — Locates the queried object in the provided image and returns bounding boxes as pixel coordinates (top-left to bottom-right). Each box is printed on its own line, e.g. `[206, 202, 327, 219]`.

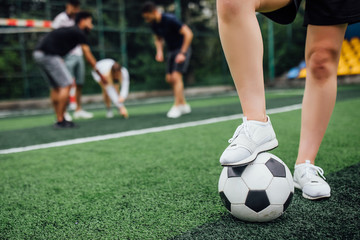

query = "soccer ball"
[218, 152, 294, 222]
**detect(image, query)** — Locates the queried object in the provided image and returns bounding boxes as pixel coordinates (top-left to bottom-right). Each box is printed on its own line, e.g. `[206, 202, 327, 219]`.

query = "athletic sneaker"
[106, 110, 114, 118]
[53, 119, 76, 129]
[69, 102, 77, 111]
[74, 109, 93, 119]
[167, 105, 182, 118]
[219, 116, 278, 166]
[293, 160, 331, 200]
[179, 104, 191, 115]
[64, 112, 73, 121]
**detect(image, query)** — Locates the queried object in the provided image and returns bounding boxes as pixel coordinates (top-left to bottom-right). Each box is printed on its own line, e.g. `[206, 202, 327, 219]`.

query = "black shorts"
[166, 48, 191, 74]
[262, 0, 360, 26]
[304, 0, 360, 26]
[262, 0, 302, 25]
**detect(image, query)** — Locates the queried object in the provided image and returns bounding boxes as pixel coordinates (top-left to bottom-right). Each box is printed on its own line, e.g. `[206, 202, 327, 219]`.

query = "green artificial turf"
[173, 163, 360, 240]
[0, 88, 360, 239]
[1, 85, 359, 133]
[1, 85, 360, 150]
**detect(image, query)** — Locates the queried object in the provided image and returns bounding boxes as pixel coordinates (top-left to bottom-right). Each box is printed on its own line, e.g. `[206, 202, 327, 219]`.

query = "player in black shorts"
[217, 0, 360, 199]
[142, 2, 193, 118]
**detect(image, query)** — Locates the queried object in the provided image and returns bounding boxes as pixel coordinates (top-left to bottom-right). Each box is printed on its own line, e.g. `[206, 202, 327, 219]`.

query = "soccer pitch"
[1, 86, 360, 239]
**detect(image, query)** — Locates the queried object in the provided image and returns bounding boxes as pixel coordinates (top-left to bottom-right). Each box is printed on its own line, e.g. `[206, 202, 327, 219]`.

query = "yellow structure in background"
[298, 37, 360, 78]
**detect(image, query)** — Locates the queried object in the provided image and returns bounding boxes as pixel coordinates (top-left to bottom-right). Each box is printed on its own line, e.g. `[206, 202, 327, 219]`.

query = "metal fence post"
[19, 33, 29, 98]
[119, 0, 128, 68]
[96, 0, 105, 59]
[174, 0, 181, 21]
[45, 0, 51, 20]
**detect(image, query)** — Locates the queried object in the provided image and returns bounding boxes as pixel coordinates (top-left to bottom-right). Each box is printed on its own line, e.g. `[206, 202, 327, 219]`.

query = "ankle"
[295, 159, 314, 166]
[245, 115, 267, 123]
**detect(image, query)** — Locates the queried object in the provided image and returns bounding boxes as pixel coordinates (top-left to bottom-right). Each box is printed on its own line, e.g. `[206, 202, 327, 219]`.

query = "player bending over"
[33, 11, 107, 128]
[217, 0, 360, 199]
[91, 59, 129, 119]
[142, 1, 193, 118]
[52, 0, 94, 120]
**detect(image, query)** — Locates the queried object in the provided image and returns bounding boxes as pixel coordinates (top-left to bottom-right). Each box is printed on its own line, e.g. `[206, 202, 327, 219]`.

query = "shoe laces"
[228, 117, 250, 143]
[303, 160, 326, 180]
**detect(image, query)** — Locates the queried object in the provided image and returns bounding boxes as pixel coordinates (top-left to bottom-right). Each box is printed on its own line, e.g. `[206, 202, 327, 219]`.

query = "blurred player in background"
[142, 1, 193, 118]
[91, 59, 129, 119]
[33, 11, 107, 128]
[217, 0, 360, 200]
[52, 0, 94, 120]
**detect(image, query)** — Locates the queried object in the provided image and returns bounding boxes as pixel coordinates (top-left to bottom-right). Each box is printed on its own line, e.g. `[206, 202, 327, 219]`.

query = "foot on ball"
[219, 116, 278, 166]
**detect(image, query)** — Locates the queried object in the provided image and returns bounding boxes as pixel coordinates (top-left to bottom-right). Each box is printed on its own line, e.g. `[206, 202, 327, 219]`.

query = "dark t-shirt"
[36, 26, 88, 56]
[151, 13, 184, 51]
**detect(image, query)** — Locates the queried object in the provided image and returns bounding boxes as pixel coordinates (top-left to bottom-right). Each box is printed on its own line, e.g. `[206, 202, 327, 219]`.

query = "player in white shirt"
[92, 59, 130, 118]
[52, 0, 93, 120]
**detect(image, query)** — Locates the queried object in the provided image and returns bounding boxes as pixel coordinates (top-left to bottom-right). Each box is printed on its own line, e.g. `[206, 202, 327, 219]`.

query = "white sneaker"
[106, 110, 114, 118]
[73, 109, 93, 119]
[167, 105, 182, 118]
[69, 102, 77, 111]
[179, 104, 191, 114]
[293, 160, 331, 200]
[64, 112, 73, 121]
[219, 116, 278, 166]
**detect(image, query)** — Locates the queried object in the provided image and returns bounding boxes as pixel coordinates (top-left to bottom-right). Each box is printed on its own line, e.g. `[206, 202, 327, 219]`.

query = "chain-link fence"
[0, 0, 307, 100]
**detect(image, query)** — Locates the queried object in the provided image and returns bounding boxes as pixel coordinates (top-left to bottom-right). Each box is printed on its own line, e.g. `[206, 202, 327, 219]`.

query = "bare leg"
[50, 89, 59, 117]
[296, 24, 347, 165]
[217, 0, 291, 122]
[172, 71, 186, 105]
[166, 73, 177, 105]
[75, 85, 83, 111]
[166, 72, 186, 106]
[58, 86, 71, 121]
[52, 86, 71, 122]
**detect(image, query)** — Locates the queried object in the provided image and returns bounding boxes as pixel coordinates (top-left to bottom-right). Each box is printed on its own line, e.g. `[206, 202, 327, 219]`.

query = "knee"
[217, 0, 256, 22]
[165, 75, 172, 84]
[171, 72, 183, 84]
[166, 73, 180, 83]
[307, 47, 339, 81]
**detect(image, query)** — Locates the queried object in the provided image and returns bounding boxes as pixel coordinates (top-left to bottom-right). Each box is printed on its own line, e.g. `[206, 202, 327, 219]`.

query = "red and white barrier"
[0, 18, 52, 28]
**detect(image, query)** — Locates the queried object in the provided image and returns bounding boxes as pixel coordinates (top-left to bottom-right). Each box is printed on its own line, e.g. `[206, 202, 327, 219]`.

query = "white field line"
[0, 104, 302, 155]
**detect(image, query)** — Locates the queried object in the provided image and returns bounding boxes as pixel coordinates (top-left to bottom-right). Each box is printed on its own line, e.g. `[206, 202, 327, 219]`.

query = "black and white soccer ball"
[218, 152, 294, 222]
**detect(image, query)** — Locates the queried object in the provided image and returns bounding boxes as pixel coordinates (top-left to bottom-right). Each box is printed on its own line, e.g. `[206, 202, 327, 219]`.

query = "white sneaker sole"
[167, 113, 182, 118]
[74, 115, 93, 119]
[293, 180, 331, 200]
[221, 138, 278, 166]
[181, 110, 191, 115]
